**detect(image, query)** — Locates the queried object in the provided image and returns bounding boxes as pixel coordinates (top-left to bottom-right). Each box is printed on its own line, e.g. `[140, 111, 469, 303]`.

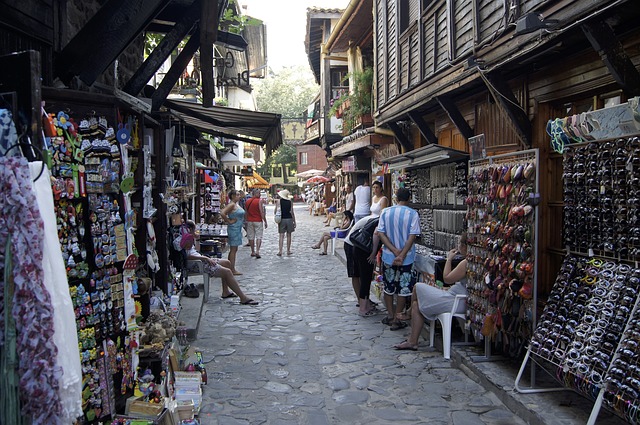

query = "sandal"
[393, 340, 418, 351]
[381, 317, 393, 325]
[390, 321, 408, 331]
[319, 252, 327, 255]
[255, 254, 261, 259]
[240, 299, 259, 305]
[311, 245, 320, 249]
[221, 293, 238, 299]
[359, 310, 377, 317]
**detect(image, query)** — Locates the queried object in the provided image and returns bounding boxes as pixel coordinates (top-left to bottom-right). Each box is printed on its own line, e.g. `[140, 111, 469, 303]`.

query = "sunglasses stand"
[465, 149, 540, 372]
[519, 254, 640, 424]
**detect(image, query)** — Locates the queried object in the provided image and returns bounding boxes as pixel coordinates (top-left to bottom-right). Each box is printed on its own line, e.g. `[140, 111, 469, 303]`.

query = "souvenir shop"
[515, 97, 640, 424]
[0, 52, 215, 425]
[383, 140, 540, 362]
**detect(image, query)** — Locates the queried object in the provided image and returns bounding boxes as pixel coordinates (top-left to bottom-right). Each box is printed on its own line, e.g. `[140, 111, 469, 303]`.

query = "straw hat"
[277, 189, 292, 199]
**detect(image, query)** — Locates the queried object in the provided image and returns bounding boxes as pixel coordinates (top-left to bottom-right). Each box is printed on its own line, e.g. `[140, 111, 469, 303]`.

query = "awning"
[165, 99, 283, 156]
[382, 144, 469, 170]
[331, 128, 394, 157]
[221, 151, 255, 167]
[243, 171, 270, 189]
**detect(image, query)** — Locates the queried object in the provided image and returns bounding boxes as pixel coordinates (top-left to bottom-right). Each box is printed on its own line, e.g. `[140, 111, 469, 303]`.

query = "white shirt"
[370, 196, 387, 217]
[354, 185, 371, 216]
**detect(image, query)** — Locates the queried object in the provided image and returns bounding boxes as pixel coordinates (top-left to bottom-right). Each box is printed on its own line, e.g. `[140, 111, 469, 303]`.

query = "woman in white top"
[370, 180, 389, 217]
[353, 176, 371, 222]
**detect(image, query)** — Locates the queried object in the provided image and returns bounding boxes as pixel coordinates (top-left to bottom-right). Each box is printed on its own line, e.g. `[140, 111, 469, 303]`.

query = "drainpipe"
[322, 0, 359, 54]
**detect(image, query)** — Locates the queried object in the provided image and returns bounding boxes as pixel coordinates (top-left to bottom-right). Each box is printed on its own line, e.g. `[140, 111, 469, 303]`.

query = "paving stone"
[188, 206, 602, 425]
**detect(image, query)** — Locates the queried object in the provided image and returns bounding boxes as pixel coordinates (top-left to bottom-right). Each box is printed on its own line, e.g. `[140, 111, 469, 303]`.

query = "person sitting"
[311, 211, 354, 255]
[393, 233, 468, 350]
[180, 230, 259, 305]
[323, 199, 338, 226]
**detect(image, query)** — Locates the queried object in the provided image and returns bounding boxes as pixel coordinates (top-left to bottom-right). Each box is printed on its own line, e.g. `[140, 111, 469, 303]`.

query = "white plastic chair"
[186, 260, 210, 302]
[429, 294, 468, 359]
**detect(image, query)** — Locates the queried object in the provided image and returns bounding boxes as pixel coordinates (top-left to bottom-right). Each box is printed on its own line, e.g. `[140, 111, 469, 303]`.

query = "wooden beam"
[481, 72, 532, 147]
[151, 33, 200, 111]
[435, 95, 474, 140]
[387, 122, 413, 152]
[407, 110, 437, 144]
[581, 20, 640, 98]
[55, 0, 168, 86]
[200, 0, 218, 107]
[123, 0, 202, 96]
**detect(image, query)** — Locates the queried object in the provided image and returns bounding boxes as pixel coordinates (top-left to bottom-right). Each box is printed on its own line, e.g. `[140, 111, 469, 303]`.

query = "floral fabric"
[0, 156, 63, 423]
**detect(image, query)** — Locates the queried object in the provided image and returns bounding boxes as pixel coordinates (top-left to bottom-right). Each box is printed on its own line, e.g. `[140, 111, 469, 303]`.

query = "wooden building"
[372, 0, 640, 295]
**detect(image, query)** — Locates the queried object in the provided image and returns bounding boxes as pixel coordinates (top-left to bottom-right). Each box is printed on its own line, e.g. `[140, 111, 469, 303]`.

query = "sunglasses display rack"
[407, 162, 467, 252]
[466, 149, 539, 361]
[516, 254, 640, 424]
[563, 137, 640, 262]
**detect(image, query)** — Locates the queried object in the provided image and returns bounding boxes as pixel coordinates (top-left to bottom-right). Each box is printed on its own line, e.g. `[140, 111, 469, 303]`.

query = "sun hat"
[278, 189, 292, 199]
[180, 233, 195, 249]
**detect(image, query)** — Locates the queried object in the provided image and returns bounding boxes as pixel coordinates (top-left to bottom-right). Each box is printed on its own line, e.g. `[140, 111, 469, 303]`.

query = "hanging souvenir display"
[465, 149, 538, 358]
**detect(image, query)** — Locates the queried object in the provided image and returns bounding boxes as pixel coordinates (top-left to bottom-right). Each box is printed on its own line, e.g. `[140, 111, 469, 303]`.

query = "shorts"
[278, 218, 295, 234]
[328, 205, 337, 213]
[246, 221, 264, 240]
[330, 229, 348, 238]
[382, 262, 417, 296]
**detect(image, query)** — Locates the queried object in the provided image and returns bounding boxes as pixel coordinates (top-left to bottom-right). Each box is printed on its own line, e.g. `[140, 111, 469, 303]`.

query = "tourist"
[275, 189, 296, 256]
[220, 189, 244, 275]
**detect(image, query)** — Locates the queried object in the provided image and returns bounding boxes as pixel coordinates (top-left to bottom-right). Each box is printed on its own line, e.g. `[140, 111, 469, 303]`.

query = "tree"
[253, 65, 319, 119]
[253, 65, 318, 183]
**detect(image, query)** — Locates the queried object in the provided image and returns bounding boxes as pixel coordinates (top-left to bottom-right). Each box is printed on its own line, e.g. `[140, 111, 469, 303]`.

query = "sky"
[239, 0, 349, 71]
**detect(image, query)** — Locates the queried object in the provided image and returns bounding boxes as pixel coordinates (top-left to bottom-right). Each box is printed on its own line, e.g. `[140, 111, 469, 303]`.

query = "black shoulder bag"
[349, 218, 379, 252]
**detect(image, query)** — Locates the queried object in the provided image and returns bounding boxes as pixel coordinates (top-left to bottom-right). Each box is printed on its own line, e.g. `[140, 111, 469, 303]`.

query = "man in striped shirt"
[377, 187, 421, 331]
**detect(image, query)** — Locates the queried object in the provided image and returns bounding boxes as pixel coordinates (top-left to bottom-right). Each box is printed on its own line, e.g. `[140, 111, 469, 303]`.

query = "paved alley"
[191, 204, 527, 425]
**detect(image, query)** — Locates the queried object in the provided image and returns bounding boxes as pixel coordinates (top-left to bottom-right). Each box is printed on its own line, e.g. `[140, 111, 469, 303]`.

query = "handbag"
[274, 210, 282, 224]
[349, 218, 379, 252]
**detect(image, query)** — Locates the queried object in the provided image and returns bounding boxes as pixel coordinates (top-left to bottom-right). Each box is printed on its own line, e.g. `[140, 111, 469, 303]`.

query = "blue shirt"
[377, 205, 421, 266]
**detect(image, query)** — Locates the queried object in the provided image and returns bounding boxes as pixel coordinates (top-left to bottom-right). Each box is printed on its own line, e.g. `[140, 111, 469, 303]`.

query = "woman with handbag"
[274, 189, 296, 256]
[344, 215, 380, 316]
[311, 211, 353, 255]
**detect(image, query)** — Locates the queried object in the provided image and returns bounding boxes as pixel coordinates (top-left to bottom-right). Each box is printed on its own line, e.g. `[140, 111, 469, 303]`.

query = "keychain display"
[406, 162, 467, 251]
[465, 150, 538, 356]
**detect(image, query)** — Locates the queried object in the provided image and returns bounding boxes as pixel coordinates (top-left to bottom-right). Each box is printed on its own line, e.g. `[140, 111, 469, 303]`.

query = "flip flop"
[250, 253, 256, 257]
[277, 253, 282, 256]
[287, 252, 293, 255]
[221, 293, 238, 299]
[319, 252, 327, 255]
[233, 271, 243, 275]
[240, 299, 259, 305]
[255, 254, 261, 259]
[359, 310, 377, 317]
[394, 341, 418, 351]
[311, 245, 320, 249]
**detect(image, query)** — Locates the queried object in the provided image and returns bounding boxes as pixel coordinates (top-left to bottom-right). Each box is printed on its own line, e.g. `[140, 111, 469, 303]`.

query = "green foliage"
[271, 144, 297, 165]
[221, 0, 262, 34]
[328, 67, 373, 133]
[253, 65, 319, 119]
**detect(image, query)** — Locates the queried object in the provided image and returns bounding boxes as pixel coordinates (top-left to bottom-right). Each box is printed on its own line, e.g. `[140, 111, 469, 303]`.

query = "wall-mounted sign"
[215, 51, 250, 88]
[468, 134, 486, 160]
[342, 156, 356, 172]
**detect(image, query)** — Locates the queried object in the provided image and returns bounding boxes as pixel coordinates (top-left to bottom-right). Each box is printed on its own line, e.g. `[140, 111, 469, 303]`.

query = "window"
[331, 67, 349, 102]
[399, 0, 410, 33]
[300, 152, 308, 165]
[272, 167, 282, 177]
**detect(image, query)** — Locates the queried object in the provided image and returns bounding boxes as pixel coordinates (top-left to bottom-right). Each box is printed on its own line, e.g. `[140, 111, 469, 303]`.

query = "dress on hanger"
[0, 156, 63, 424]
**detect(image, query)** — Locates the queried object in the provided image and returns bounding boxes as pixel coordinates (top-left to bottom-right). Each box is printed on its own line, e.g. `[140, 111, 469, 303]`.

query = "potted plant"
[328, 67, 373, 134]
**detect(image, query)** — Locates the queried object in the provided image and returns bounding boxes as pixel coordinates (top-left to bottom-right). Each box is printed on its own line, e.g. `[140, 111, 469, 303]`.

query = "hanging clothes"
[0, 108, 19, 155]
[0, 156, 63, 424]
[29, 161, 82, 422]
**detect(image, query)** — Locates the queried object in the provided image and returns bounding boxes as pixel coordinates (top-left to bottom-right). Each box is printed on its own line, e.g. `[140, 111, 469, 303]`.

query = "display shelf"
[466, 149, 539, 363]
[517, 254, 640, 424]
[409, 203, 467, 210]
